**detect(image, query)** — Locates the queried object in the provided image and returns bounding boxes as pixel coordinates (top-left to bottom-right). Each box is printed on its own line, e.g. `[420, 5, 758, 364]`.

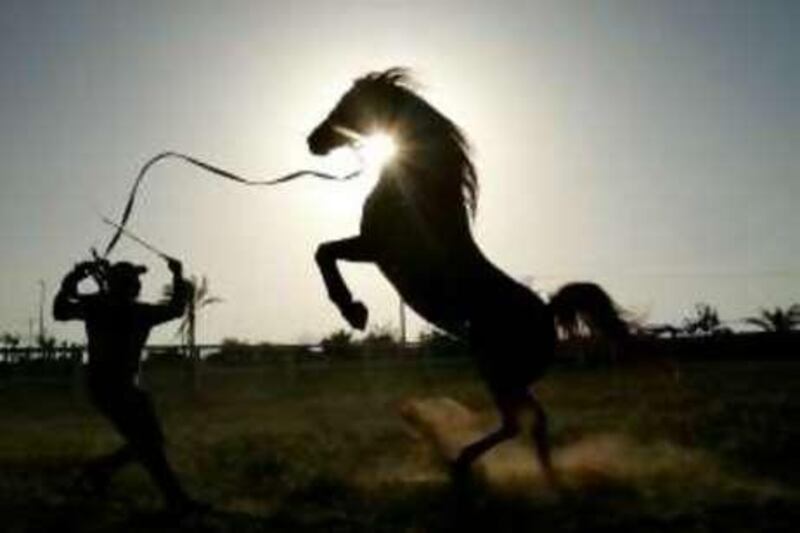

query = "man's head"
[107, 261, 147, 300]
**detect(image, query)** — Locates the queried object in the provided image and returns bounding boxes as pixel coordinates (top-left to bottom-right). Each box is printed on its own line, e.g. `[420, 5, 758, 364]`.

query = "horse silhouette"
[308, 68, 628, 484]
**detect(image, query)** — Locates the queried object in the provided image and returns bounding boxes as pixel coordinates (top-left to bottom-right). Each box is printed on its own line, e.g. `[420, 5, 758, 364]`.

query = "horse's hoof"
[343, 301, 368, 330]
[449, 458, 472, 484]
[72, 465, 111, 498]
[164, 497, 212, 521]
[542, 469, 564, 492]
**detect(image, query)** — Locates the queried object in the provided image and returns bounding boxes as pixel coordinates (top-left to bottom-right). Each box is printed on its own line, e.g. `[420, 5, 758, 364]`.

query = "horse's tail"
[548, 282, 629, 341]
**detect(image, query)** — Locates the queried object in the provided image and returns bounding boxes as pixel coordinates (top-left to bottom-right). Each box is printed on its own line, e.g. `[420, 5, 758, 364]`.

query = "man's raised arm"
[147, 258, 189, 326]
[53, 263, 92, 321]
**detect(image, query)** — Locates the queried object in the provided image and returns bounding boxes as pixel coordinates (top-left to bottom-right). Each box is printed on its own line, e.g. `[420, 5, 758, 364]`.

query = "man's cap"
[109, 261, 148, 279]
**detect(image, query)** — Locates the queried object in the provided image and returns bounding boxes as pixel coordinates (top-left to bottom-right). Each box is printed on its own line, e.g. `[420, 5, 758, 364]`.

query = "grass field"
[1, 356, 798, 532]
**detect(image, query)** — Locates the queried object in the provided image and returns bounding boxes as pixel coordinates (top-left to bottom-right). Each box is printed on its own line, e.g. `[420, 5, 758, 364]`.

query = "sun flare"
[358, 132, 398, 171]
[312, 131, 399, 218]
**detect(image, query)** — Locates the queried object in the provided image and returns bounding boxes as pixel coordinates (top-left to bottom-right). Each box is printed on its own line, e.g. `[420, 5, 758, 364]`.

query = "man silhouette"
[53, 256, 202, 513]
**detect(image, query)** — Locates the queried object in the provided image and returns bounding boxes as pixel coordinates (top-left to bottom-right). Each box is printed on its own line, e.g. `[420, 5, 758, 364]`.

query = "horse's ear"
[357, 67, 415, 89]
[381, 67, 413, 85]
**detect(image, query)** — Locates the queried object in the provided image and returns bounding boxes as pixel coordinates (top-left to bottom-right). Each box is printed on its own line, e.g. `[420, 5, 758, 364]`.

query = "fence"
[2, 332, 798, 391]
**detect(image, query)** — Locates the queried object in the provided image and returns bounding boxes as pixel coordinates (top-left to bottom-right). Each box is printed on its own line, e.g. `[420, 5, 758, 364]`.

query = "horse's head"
[308, 67, 478, 217]
[307, 68, 409, 156]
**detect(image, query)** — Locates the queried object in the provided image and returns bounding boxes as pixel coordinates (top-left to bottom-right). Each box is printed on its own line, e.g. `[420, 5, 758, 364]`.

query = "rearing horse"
[308, 68, 627, 483]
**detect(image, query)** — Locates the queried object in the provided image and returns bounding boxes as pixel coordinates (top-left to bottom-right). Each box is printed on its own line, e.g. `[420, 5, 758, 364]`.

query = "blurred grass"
[0, 357, 798, 531]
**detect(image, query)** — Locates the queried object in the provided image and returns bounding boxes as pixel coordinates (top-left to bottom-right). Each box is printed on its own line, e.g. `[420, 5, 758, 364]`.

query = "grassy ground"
[1, 357, 798, 532]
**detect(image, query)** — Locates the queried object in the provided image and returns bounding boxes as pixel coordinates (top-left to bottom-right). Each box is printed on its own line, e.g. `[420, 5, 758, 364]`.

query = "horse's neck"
[376, 163, 470, 223]
[364, 169, 483, 273]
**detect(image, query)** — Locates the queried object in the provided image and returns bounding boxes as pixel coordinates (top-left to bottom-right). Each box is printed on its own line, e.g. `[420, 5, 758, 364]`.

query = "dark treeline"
[626, 330, 800, 362]
[2, 330, 799, 374]
[3, 301, 797, 369]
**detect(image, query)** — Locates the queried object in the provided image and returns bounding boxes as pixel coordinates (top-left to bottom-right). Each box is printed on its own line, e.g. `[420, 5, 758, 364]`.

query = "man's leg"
[82, 380, 138, 494]
[109, 385, 193, 507]
[85, 445, 134, 481]
[90, 445, 136, 472]
[77, 445, 135, 496]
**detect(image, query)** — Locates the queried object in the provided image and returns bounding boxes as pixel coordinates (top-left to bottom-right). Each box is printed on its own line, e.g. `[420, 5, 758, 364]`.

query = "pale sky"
[1, 0, 798, 344]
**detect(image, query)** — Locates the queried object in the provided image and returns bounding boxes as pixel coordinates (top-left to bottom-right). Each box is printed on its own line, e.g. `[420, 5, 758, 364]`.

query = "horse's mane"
[357, 68, 479, 218]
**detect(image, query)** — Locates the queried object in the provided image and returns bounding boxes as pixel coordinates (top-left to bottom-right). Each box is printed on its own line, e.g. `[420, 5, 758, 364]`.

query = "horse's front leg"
[315, 236, 374, 330]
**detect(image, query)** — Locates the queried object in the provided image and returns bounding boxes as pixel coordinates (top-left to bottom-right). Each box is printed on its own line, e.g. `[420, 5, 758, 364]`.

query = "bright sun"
[358, 132, 398, 171]
[314, 130, 400, 217]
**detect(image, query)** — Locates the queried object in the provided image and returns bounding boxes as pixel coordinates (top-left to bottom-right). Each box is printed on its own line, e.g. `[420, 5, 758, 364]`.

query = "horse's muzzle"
[307, 125, 335, 155]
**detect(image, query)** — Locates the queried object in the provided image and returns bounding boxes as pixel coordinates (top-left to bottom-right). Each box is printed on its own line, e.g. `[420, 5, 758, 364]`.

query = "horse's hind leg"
[452, 395, 521, 477]
[525, 390, 558, 486]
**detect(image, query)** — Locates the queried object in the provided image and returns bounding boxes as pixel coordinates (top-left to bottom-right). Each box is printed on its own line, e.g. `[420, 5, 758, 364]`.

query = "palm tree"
[321, 329, 354, 356]
[683, 303, 725, 336]
[1, 332, 20, 363]
[163, 275, 222, 390]
[1, 332, 20, 348]
[743, 305, 800, 333]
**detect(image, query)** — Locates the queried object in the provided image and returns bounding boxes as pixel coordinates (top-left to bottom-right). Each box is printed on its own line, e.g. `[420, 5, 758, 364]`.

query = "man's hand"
[66, 261, 96, 283]
[166, 257, 183, 277]
[74, 261, 96, 277]
[59, 260, 98, 297]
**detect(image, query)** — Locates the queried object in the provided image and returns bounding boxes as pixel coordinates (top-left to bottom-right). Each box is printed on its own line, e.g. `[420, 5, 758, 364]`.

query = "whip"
[101, 150, 362, 258]
[99, 215, 174, 261]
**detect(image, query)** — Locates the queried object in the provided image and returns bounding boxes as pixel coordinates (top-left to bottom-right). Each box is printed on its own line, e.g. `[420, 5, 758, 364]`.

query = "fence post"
[71, 346, 84, 401]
